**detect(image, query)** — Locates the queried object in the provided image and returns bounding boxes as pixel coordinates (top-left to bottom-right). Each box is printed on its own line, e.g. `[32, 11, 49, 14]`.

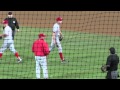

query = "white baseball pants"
[35, 56, 48, 79]
[49, 36, 62, 53]
[0, 39, 17, 53]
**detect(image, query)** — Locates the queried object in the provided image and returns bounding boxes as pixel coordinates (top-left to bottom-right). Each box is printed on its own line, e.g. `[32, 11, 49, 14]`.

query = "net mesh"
[0, 11, 119, 79]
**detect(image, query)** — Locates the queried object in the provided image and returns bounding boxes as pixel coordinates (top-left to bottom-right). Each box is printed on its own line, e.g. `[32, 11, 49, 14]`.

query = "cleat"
[17, 58, 22, 63]
[61, 60, 68, 63]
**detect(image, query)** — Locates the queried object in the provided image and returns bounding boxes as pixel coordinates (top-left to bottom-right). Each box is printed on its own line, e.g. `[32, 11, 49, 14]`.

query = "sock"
[15, 52, 20, 59]
[0, 53, 3, 58]
[59, 53, 64, 61]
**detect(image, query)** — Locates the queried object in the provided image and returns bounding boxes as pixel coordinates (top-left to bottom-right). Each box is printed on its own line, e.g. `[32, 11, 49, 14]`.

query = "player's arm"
[117, 55, 119, 63]
[106, 56, 111, 71]
[0, 34, 8, 37]
[53, 25, 57, 44]
[15, 18, 20, 31]
[43, 42, 50, 56]
[0, 28, 8, 37]
[60, 30, 63, 36]
[52, 32, 56, 44]
[32, 42, 35, 53]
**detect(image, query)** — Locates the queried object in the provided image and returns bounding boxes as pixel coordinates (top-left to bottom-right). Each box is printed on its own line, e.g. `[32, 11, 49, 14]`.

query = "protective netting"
[0, 11, 120, 79]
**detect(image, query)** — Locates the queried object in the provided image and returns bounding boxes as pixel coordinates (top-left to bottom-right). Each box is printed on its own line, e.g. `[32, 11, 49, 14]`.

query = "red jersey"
[32, 39, 50, 56]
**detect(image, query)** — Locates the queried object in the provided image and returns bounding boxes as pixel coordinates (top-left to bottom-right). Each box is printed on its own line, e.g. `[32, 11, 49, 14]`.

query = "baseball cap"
[3, 20, 8, 24]
[38, 33, 46, 38]
[56, 17, 63, 21]
[109, 47, 115, 54]
[8, 12, 12, 15]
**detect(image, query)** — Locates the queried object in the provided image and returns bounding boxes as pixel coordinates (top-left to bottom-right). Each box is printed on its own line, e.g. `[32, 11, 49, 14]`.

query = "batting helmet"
[56, 17, 63, 21]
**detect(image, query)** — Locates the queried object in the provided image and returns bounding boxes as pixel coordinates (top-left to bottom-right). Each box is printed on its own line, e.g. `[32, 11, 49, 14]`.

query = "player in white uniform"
[49, 17, 66, 63]
[0, 20, 22, 63]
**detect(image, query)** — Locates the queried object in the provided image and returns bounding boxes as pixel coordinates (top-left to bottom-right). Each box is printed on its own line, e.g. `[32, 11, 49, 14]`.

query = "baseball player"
[3, 12, 20, 40]
[0, 20, 22, 63]
[49, 17, 66, 63]
[101, 47, 119, 79]
[32, 33, 50, 79]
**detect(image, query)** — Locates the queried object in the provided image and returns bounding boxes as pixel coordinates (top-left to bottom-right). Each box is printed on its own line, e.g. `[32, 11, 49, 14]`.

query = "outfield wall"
[0, 11, 120, 36]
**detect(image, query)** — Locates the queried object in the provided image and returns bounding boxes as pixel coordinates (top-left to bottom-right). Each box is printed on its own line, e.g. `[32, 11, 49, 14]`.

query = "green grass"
[0, 27, 120, 79]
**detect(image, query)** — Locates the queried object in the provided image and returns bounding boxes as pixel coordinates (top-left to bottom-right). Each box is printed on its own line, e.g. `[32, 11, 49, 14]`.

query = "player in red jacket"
[32, 33, 50, 79]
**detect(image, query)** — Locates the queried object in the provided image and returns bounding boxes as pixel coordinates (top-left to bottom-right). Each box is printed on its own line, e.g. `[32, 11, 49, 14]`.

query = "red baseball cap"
[38, 33, 46, 38]
[56, 17, 63, 21]
[3, 20, 8, 24]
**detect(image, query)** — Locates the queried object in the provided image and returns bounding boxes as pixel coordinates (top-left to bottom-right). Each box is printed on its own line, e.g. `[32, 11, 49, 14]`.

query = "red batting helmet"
[3, 20, 8, 24]
[56, 17, 63, 21]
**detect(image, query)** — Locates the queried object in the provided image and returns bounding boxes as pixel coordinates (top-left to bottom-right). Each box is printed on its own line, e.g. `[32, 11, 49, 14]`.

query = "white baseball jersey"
[53, 23, 60, 36]
[3, 26, 12, 40]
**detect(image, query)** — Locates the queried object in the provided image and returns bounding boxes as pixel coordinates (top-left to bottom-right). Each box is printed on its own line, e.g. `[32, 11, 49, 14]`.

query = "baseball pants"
[106, 71, 119, 79]
[49, 36, 62, 53]
[0, 39, 17, 54]
[35, 56, 48, 79]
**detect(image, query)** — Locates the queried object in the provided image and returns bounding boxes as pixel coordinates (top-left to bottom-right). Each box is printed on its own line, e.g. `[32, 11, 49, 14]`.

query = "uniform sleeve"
[3, 28, 8, 35]
[106, 56, 111, 71]
[117, 55, 119, 63]
[43, 42, 50, 56]
[15, 18, 19, 29]
[106, 56, 111, 66]
[53, 25, 57, 33]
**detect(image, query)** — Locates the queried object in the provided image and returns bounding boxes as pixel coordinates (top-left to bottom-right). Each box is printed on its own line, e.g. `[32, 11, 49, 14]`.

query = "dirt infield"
[0, 11, 120, 36]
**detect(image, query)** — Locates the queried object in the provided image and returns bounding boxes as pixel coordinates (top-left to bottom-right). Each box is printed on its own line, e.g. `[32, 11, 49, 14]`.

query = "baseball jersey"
[3, 26, 12, 40]
[53, 23, 60, 36]
[32, 39, 50, 56]
[106, 54, 119, 71]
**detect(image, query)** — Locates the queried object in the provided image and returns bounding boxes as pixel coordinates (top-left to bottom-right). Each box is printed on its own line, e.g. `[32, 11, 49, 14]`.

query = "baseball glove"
[59, 35, 63, 41]
[101, 64, 107, 73]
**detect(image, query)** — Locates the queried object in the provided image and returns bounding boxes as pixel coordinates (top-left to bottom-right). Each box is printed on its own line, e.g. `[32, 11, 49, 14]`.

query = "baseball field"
[0, 11, 120, 79]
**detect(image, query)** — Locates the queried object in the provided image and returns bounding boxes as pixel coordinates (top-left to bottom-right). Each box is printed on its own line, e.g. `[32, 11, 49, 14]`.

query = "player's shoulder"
[12, 17, 17, 20]
[5, 26, 10, 29]
[43, 40, 49, 46]
[7, 26, 12, 31]
[53, 23, 59, 27]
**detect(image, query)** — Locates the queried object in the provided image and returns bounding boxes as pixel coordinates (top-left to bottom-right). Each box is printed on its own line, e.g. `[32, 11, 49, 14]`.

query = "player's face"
[8, 15, 13, 18]
[41, 37, 46, 39]
[58, 21, 62, 24]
